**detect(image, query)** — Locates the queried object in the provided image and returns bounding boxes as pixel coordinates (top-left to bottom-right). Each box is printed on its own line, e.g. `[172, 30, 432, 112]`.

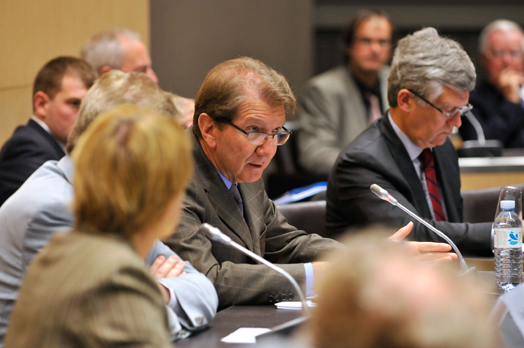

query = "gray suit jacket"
[5, 231, 173, 348]
[165, 135, 340, 307]
[0, 156, 217, 345]
[297, 66, 390, 176]
[326, 116, 492, 256]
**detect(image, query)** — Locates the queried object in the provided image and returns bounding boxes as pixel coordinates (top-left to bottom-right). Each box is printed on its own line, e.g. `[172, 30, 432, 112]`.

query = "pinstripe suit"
[164, 134, 340, 307]
[5, 230, 172, 348]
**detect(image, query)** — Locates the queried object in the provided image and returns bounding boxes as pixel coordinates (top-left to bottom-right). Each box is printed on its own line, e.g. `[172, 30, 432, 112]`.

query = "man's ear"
[98, 66, 112, 77]
[198, 113, 217, 148]
[397, 89, 412, 113]
[33, 91, 50, 121]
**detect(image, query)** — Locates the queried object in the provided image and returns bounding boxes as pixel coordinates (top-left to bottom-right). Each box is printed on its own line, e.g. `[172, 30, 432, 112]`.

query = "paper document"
[221, 328, 271, 343]
[275, 300, 316, 310]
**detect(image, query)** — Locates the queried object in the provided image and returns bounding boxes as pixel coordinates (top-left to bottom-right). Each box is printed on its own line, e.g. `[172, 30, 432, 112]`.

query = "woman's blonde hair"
[72, 105, 193, 236]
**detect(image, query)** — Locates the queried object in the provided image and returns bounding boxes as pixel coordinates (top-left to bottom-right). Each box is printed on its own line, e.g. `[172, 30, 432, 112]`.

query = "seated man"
[5, 106, 193, 348]
[81, 29, 194, 128]
[460, 20, 524, 147]
[0, 71, 217, 346]
[297, 9, 393, 177]
[326, 28, 493, 256]
[0, 57, 96, 206]
[166, 57, 456, 308]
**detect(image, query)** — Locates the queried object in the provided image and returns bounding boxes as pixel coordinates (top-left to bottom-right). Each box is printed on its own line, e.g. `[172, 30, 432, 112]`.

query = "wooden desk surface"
[177, 305, 304, 348]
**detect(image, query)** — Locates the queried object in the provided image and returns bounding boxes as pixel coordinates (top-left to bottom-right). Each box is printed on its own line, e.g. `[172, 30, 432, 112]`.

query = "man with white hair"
[459, 20, 524, 147]
[326, 28, 493, 256]
[81, 29, 194, 127]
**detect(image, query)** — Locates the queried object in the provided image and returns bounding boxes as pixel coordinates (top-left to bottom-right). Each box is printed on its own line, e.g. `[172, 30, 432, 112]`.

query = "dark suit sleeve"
[0, 125, 64, 205]
[326, 146, 493, 257]
[165, 179, 340, 307]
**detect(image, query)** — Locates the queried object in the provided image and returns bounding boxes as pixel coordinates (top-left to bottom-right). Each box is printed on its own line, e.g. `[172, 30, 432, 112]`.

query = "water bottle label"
[494, 227, 522, 248]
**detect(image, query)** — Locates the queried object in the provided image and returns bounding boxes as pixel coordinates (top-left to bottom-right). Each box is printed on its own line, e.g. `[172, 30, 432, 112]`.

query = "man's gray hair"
[388, 27, 476, 107]
[478, 19, 524, 54]
[67, 70, 178, 153]
[81, 29, 141, 74]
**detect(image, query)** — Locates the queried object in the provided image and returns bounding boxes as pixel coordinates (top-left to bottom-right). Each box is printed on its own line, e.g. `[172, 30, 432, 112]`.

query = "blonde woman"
[5, 105, 193, 347]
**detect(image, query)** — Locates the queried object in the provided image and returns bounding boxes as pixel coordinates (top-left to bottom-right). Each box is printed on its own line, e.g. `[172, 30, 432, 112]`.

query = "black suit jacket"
[460, 81, 524, 148]
[0, 119, 65, 206]
[326, 116, 492, 256]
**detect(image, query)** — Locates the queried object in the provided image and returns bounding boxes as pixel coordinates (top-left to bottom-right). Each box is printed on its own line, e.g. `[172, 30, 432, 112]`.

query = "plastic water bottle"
[494, 200, 523, 291]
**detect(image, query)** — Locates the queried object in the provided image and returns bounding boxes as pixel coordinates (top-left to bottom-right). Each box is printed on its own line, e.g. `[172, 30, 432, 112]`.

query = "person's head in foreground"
[193, 56, 295, 184]
[72, 105, 193, 249]
[4, 105, 193, 347]
[388, 27, 476, 149]
[309, 230, 499, 348]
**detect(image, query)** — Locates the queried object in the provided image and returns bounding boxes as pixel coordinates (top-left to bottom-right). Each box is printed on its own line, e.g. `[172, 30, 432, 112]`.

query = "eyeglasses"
[354, 37, 392, 48]
[215, 117, 292, 146]
[407, 89, 473, 118]
[485, 50, 524, 60]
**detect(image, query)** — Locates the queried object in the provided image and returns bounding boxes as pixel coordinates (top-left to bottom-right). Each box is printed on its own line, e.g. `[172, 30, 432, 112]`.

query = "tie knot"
[229, 184, 243, 215]
[420, 149, 433, 169]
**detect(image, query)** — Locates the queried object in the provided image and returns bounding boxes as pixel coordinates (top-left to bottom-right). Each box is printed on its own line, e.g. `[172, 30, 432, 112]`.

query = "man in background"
[460, 20, 524, 148]
[81, 29, 194, 127]
[326, 28, 493, 256]
[0, 57, 96, 206]
[297, 9, 393, 177]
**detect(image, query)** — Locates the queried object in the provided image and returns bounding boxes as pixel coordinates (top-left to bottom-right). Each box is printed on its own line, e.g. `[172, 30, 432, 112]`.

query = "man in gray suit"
[166, 57, 456, 308]
[0, 71, 218, 345]
[298, 9, 393, 177]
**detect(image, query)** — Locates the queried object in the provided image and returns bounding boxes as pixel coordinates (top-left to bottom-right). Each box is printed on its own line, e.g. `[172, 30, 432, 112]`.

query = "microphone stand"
[201, 223, 311, 316]
[370, 184, 476, 276]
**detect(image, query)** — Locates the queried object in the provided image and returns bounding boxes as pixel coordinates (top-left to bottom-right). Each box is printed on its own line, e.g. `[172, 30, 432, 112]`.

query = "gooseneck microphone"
[370, 184, 475, 275]
[201, 223, 311, 316]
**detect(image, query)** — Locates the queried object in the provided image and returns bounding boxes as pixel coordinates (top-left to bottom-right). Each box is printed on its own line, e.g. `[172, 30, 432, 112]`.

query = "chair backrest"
[277, 200, 327, 237]
[462, 184, 524, 223]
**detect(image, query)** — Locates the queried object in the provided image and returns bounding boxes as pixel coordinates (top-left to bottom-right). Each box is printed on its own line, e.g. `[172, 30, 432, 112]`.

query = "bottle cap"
[501, 200, 515, 210]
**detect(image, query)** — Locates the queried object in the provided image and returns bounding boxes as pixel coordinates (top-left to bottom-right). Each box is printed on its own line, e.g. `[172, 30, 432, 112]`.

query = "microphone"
[201, 223, 311, 316]
[458, 110, 502, 157]
[370, 184, 475, 275]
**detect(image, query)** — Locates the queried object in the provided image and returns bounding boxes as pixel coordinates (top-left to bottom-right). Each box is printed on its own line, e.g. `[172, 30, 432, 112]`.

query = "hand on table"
[388, 222, 458, 263]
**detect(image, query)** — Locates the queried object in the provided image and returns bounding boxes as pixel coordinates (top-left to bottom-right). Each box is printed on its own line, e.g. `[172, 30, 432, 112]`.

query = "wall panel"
[0, 0, 149, 146]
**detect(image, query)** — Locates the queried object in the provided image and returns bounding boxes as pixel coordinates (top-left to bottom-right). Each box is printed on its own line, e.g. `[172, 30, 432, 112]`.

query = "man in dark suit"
[326, 28, 493, 257]
[166, 57, 457, 308]
[0, 57, 97, 206]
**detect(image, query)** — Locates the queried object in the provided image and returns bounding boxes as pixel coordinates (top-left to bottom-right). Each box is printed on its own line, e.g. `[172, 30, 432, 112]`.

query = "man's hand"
[497, 67, 524, 103]
[149, 255, 186, 304]
[388, 222, 458, 263]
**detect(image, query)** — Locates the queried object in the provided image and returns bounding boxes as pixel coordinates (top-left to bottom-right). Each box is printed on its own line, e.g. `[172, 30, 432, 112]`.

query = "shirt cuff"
[304, 262, 314, 297]
[157, 279, 181, 314]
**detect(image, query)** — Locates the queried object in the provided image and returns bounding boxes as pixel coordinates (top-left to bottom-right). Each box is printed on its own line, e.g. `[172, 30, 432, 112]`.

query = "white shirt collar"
[31, 115, 67, 153]
[388, 113, 424, 161]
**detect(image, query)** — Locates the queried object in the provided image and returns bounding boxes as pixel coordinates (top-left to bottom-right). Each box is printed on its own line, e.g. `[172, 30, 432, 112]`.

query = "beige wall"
[0, 0, 149, 147]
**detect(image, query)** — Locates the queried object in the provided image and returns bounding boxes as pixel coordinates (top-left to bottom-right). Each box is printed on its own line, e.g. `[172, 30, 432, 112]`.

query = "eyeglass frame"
[407, 89, 473, 118]
[214, 117, 292, 146]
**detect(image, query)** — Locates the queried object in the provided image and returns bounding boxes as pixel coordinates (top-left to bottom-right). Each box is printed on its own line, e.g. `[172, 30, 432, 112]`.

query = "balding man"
[460, 20, 524, 147]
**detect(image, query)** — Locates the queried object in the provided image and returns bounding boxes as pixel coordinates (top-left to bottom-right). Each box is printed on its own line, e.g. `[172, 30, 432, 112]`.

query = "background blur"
[1, 0, 523, 146]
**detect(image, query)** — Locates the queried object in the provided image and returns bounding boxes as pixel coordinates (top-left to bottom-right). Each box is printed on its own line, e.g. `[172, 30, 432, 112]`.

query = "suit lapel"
[27, 119, 66, 158]
[433, 142, 460, 221]
[191, 133, 254, 251]
[380, 118, 433, 219]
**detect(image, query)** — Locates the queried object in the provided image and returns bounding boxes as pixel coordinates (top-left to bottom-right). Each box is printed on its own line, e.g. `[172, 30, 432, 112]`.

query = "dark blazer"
[0, 119, 65, 206]
[460, 81, 524, 148]
[326, 116, 492, 256]
[165, 134, 340, 308]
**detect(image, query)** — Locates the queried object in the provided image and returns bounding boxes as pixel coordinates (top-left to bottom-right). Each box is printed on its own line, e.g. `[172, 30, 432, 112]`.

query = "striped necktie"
[420, 149, 446, 221]
[229, 184, 244, 216]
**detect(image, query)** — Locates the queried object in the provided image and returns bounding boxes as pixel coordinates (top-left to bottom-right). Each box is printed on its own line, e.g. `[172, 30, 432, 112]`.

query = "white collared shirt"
[388, 113, 448, 220]
[31, 115, 67, 153]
